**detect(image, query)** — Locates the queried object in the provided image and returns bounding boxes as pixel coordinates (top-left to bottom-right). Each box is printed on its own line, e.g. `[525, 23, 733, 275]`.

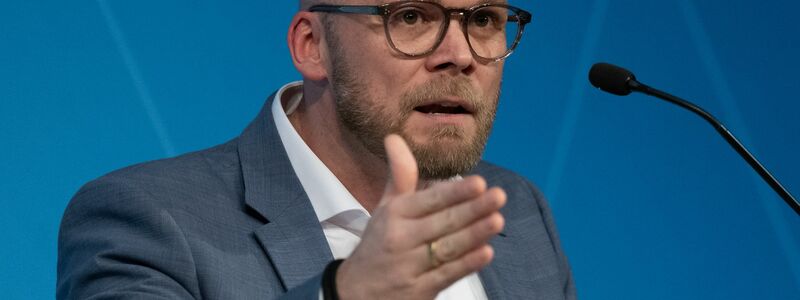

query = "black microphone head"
[589, 62, 636, 96]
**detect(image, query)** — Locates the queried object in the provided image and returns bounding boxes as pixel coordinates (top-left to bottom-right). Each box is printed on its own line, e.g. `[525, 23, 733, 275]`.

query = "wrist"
[322, 259, 345, 300]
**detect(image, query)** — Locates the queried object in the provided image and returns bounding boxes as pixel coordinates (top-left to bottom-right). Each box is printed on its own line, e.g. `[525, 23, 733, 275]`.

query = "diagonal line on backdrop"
[678, 0, 800, 290]
[96, 0, 176, 157]
[544, 0, 610, 206]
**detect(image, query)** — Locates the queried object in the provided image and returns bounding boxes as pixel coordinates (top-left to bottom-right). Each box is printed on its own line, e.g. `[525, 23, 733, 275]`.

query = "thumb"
[383, 134, 418, 198]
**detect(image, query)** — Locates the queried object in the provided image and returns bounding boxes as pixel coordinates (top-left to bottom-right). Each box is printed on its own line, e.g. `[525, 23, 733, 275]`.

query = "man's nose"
[424, 17, 475, 75]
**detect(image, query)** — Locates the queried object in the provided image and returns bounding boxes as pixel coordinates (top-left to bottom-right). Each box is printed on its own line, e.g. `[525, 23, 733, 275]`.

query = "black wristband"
[322, 259, 345, 300]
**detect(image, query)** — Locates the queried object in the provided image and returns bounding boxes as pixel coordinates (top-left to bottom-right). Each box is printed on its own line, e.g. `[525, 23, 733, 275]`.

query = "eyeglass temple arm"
[513, 10, 532, 25]
[308, 5, 383, 15]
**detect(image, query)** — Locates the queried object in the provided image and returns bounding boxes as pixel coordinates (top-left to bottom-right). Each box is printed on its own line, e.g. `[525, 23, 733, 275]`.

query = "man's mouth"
[412, 100, 474, 115]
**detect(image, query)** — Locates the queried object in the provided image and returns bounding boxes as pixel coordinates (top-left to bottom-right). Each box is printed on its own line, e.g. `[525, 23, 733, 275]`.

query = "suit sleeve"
[57, 179, 202, 299]
[526, 180, 578, 300]
[58, 178, 327, 300]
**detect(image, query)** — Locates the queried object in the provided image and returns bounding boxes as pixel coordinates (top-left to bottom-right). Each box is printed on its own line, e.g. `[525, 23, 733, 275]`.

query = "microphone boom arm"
[628, 80, 800, 216]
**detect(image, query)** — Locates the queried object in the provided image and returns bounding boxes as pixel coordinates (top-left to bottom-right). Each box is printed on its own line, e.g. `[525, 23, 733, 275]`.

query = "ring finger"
[415, 187, 506, 244]
[429, 212, 505, 266]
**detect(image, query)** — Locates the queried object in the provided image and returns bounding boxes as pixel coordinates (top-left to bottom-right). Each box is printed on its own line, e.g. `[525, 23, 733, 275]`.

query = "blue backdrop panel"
[1, 0, 798, 299]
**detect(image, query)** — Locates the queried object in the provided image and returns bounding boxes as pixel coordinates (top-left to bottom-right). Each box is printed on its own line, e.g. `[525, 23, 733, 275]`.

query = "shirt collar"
[271, 81, 370, 225]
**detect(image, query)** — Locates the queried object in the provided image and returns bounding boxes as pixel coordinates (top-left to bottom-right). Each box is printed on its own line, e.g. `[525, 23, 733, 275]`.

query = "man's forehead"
[373, 0, 510, 6]
[300, 0, 510, 10]
[436, 0, 510, 5]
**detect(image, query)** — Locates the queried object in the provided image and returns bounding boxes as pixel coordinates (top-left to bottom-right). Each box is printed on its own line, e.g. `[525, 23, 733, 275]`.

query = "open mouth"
[413, 102, 472, 115]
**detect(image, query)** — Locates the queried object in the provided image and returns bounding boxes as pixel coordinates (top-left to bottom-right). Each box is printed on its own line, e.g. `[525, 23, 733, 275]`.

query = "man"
[57, 0, 576, 299]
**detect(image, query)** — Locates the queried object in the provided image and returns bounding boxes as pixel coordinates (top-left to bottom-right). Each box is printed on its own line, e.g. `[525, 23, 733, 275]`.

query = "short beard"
[325, 25, 499, 180]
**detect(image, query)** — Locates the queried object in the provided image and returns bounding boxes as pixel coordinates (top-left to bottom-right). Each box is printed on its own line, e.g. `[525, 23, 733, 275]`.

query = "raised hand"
[335, 134, 506, 300]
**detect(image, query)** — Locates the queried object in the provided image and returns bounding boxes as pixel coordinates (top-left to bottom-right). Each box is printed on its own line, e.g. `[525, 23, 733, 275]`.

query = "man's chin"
[403, 132, 484, 180]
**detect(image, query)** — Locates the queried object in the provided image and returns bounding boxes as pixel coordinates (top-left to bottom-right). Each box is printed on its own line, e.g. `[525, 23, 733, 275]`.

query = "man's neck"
[286, 86, 388, 213]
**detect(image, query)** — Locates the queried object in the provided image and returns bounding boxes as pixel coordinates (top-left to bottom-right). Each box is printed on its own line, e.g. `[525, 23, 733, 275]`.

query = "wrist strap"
[322, 259, 345, 300]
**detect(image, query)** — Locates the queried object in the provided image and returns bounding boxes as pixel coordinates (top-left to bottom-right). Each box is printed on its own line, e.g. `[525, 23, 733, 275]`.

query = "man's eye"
[392, 7, 432, 26]
[401, 10, 421, 25]
[472, 13, 493, 27]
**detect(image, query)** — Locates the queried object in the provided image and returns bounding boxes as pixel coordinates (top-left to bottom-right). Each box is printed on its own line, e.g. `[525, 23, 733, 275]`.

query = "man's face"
[324, 0, 504, 180]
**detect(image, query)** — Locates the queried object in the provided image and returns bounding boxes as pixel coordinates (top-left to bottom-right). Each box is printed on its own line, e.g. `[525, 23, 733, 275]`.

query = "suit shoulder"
[473, 161, 541, 192]
[65, 139, 241, 219]
[473, 161, 548, 219]
[100, 139, 239, 185]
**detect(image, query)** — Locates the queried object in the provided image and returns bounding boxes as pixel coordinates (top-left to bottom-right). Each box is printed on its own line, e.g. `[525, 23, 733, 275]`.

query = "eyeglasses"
[308, 1, 532, 63]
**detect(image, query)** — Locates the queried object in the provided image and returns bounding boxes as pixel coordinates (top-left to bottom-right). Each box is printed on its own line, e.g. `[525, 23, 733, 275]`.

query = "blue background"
[2, 0, 798, 299]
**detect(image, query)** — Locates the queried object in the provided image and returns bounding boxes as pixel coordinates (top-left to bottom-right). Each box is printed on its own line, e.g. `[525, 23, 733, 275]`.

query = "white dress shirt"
[272, 81, 488, 300]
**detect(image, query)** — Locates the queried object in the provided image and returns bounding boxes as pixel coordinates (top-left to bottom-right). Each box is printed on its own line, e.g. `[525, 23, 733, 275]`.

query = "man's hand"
[335, 134, 506, 300]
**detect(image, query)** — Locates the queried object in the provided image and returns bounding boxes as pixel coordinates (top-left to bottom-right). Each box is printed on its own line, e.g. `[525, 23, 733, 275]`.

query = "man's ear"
[287, 12, 328, 81]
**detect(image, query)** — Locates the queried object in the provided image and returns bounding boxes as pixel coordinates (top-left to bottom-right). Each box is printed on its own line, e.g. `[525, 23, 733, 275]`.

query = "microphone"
[588, 62, 800, 216]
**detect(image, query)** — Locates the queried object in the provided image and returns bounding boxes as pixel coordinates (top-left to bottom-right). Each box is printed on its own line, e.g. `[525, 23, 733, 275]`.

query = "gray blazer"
[57, 95, 576, 299]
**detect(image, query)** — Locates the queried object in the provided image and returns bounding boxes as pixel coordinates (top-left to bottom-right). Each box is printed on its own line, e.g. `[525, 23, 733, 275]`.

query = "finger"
[402, 210, 502, 277]
[414, 187, 506, 244]
[416, 245, 495, 294]
[398, 175, 487, 218]
[383, 134, 418, 199]
[430, 212, 505, 263]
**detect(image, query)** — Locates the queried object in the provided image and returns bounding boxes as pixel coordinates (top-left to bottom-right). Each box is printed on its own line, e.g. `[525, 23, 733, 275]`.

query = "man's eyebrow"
[467, 1, 511, 7]
[381, 0, 510, 6]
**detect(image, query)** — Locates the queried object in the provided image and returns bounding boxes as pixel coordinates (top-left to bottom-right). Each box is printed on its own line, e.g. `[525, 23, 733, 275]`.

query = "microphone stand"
[627, 80, 800, 216]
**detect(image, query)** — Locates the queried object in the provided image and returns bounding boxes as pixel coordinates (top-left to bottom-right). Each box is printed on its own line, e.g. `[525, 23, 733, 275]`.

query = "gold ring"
[428, 241, 442, 268]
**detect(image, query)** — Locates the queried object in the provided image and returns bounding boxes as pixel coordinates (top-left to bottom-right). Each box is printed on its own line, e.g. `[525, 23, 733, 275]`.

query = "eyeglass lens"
[385, 2, 521, 60]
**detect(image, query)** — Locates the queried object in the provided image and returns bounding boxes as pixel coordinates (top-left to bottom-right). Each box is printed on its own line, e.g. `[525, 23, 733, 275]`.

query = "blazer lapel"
[238, 94, 334, 290]
[252, 196, 334, 290]
[478, 211, 566, 299]
[478, 235, 509, 300]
